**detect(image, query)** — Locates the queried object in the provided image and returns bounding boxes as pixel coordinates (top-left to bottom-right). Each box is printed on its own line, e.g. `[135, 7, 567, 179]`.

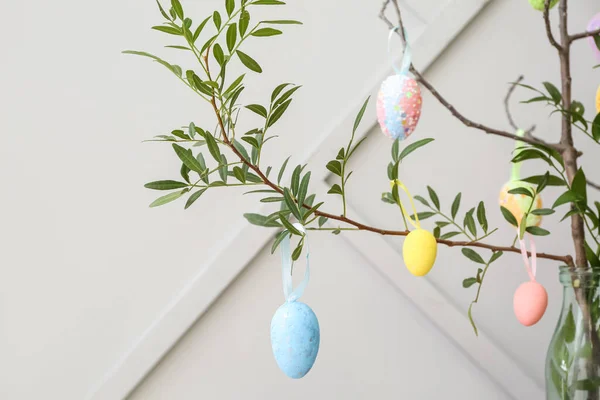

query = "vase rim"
[559, 265, 600, 287]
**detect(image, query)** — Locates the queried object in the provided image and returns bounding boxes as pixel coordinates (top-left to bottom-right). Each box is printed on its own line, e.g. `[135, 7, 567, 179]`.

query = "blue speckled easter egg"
[270, 301, 320, 379]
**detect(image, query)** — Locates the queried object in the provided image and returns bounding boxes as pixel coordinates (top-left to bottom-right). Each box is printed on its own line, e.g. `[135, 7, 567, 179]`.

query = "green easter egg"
[528, 0, 559, 11]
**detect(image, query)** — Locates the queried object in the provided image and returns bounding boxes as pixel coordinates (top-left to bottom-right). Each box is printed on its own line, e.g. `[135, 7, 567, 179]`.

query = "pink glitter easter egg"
[587, 13, 600, 60]
[513, 281, 548, 327]
[377, 75, 422, 140]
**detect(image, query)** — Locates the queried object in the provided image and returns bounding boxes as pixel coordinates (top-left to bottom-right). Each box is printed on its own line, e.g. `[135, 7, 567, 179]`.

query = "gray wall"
[1, 0, 599, 399]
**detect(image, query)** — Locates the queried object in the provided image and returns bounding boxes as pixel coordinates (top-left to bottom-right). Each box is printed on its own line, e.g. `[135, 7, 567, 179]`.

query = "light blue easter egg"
[270, 301, 320, 379]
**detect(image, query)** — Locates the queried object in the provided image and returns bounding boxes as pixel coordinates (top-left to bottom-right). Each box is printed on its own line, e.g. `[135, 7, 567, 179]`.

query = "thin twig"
[504, 75, 536, 132]
[570, 27, 600, 42]
[588, 179, 600, 191]
[543, 0, 561, 51]
[379, 0, 565, 152]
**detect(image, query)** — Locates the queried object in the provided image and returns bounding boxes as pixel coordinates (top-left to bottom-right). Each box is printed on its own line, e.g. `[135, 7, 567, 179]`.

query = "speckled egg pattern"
[270, 301, 320, 379]
[498, 181, 543, 227]
[377, 74, 422, 140]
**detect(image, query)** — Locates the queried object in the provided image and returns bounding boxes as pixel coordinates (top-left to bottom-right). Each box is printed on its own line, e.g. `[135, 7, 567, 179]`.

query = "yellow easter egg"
[498, 181, 543, 227]
[596, 85, 600, 113]
[403, 229, 438, 276]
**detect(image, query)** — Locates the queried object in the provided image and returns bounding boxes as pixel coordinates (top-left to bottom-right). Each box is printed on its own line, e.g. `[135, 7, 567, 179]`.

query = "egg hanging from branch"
[377, 75, 423, 140]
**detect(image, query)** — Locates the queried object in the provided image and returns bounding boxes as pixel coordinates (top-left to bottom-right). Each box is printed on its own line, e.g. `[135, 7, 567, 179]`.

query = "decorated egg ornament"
[528, 0, 558, 11]
[377, 26, 423, 140]
[513, 236, 547, 326]
[587, 13, 600, 61]
[270, 224, 320, 379]
[596, 84, 600, 113]
[390, 180, 438, 276]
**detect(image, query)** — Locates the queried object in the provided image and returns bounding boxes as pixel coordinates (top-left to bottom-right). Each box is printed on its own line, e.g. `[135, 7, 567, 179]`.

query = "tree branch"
[543, 0, 562, 51]
[556, 0, 588, 268]
[504, 75, 536, 132]
[570, 27, 600, 42]
[379, 0, 564, 152]
[588, 179, 600, 192]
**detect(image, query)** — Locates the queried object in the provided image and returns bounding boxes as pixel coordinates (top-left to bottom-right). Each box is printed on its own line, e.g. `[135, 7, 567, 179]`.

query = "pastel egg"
[270, 301, 320, 379]
[498, 181, 543, 227]
[596, 84, 600, 113]
[377, 75, 422, 140]
[527, 0, 558, 11]
[587, 13, 600, 60]
[402, 229, 437, 276]
[513, 281, 548, 326]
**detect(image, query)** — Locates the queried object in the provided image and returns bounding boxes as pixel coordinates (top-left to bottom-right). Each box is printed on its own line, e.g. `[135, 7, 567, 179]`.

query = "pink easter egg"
[376, 75, 422, 140]
[587, 13, 600, 60]
[513, 281, 548, 327]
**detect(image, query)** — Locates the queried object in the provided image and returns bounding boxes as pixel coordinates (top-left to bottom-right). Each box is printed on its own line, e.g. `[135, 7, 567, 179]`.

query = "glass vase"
[546, 266, 600, 400]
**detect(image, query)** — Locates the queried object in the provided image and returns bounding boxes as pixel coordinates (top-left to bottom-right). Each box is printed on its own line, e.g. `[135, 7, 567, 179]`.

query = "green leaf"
[440, 231, 461, 239]
[297, 172, 311, 205]
[595, 34, 600, 51]
[476, 201, 488, 232]
[522, 174, 565, 187]
[271, 83, 292, 103]
[586, 243, 600, 267]
[223, 74, 245, 97]
[571, 168, 587, 203]
[511, 149, 550, 164]
[193, 16, 211, 42]
[262, 20, 302, 24]
[543, 82, 562, 104]
[326, 160, 342, 176]
[283, 188, 302, 221]
[232, 139, 250, 162]
[451, 193, 461, 220]
[245, 104, 268, 118]
[279, 214, 302, 235]
[152, 25, 182, 35]
[564, 308, 575, 343]
[213, 43, 225, 66]
[391, 139, 400, 162]
[150, 190, 185, 207]
[156, 0, 171, 20]
[519, 214, 527, 239]
[219, 154, 228, 183]
[185, 188, 207, 209]
[553, 190, 579, 208]
[291, 240, 304, 261]
[278, 157, 290, 185]
[260, 197, 283, 203]
[427, 186, 440, 210]
[145, 180, 189, 190]
[241, 136, 259, 148]
[232, 166, 246, 183]
[433, 226, 441, 239]
[592, 113, 600, 142]
[521, 96, 551, 104]
[244, 213, 282, 228]
[271, 230, 289, 253]
[171, 0, 183, 19]
[226, 0, 235, 16]
[253, 0, 286, 4]
[347, 136, 368, 159]
[239, 10, 250, 36]
[500, 206, 518, 227]
[462, 248, 486, 264]
[273, 86, 301, 107]
[318, 216, 328, 227]
[410, 212, 436, 221]
[464, 209, 477, 237]
[414, 195, 430, 207]
[468, 303, 478, 337]
[398, 138, 435, 162]
[290, 166, 301, 195]
[526, 226, 550, 236]
[267, 99, 292, 127]
[328, 184, 343, 195]
[252, 27, 283, 37]
[180, 163, 190, 183]
[353, 97, 370, 134]
[122, 50, 181, 77]
[463, 278, 478, 288]
[226, 23, 238, 51]
[236, 50, 262, 73]
[531, 208, 555, 216]
[489, 251, 504, 264]
[213, 11, 222, 29]
[508, 187, 533, 197]
[203, 133, 221, 162]
[172, 144, 203, 173]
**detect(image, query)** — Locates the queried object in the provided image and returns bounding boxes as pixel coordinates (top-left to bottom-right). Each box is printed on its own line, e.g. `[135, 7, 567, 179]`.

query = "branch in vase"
[379, 0, 565, 152]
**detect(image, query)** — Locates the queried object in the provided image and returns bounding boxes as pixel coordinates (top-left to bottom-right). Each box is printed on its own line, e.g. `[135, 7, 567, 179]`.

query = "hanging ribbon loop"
[518, 231, 537, 282]
[388, 26, 412, 76]
[280, 223, 310, 303]
[390, 179, 421, 230]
